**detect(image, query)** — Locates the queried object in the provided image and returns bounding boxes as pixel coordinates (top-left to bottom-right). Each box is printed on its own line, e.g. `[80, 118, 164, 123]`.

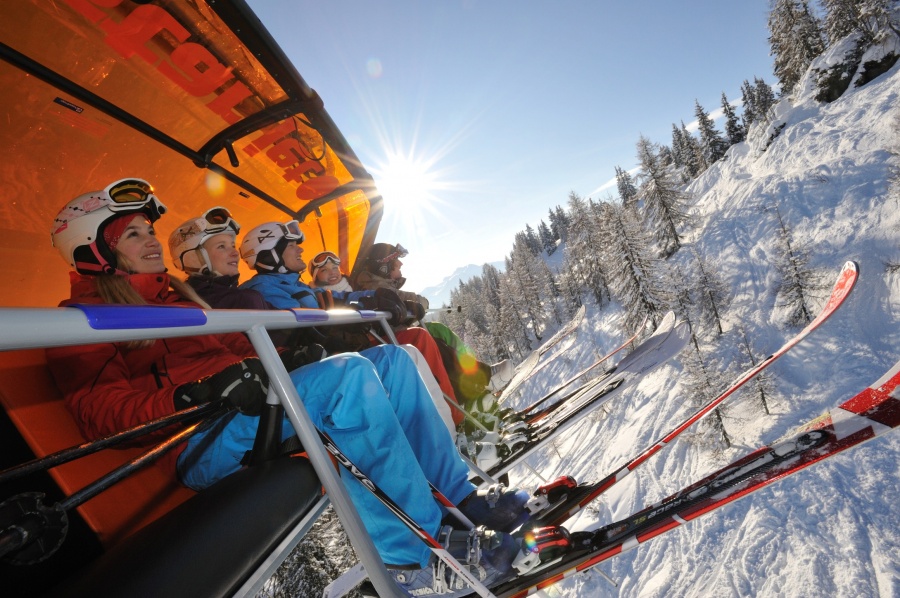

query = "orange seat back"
[0, 349, 194, 547]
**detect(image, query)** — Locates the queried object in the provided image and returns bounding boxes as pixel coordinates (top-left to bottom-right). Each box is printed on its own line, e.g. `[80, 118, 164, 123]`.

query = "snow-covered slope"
[500, 62, 900, 596]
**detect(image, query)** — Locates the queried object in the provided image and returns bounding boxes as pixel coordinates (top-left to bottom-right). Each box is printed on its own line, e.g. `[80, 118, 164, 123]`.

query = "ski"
[518, 312, 670, 420]
[532, 260, 859, 527]
[491, 354, 900, 597]
[538, 305, 586, 357]
[522, 312, 674, 425]
[499, 306, 586, 400]
[483, 321, 691, 479]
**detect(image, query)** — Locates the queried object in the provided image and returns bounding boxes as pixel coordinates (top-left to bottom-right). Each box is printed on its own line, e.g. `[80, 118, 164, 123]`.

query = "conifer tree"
[680, 346, 733, 448]
[690, 248, 731, 336]
[598, 201, 671, 331]
[563, 192, 609, 305]
[635, 136, 690, 256]
[497, 273, 533, 359]
[680, 121, 704, 178]
[821, 0, 860, 44]
[736, 325, 775, 415]
[740, 79, 757, 130]
[537, 220, 556, 255]
[694, 100, 729, 166]
[754, 77, 777, 117]
[721, 92, 745, 146]
[554, 205, 571, 242]
[769, 203, 820, 327]
[615, 166, 639, 209]
[506, 240, 548, 342]
[768, 0, 825, 95]
[670, 124, 686, 170]
[524, 224, 543, 256]
[548, 208, 560, 242]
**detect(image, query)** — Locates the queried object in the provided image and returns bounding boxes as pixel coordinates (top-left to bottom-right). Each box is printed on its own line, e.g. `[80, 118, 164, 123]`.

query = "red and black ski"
[532, 261, 859, 527]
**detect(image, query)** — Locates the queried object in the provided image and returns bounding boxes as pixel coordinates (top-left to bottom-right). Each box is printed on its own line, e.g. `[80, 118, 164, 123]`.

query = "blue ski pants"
[177, 344, 474, 567]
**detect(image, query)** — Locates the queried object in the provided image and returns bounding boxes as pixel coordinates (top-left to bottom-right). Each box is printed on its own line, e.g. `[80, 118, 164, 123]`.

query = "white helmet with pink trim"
[168, 207, 240, 275]
[51, 178, 167, 275]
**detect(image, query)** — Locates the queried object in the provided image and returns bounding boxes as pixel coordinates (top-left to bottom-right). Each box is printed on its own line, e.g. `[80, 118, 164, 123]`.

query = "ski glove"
[404, 300, 426, 323]
[357, 288, 406, 326]
[280, 343, 327, 372]
[174, 358, 269, 416]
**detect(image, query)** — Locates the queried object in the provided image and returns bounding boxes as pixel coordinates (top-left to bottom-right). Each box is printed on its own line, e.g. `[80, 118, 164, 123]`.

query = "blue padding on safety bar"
[356, 310, 379, 319]
[70, 304, 208, 330]
[289, 309, 330, 322]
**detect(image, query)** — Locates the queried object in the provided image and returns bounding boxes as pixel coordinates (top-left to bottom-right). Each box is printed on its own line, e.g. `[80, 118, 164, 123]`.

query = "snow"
[494, 60, 900, 597]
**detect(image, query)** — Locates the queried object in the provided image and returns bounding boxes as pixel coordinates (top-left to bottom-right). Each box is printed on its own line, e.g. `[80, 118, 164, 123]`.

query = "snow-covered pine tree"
[768, 203, 821, 327]
[735, 325, 775, 415]
[680, 121, 704, 179]
[556, 259, 583, 316]
[480, 263, 510, 360]
[496, 272, 533, 359]
[563, 191, 610, 306]
[694, 99, 729, 167]
[597, 200, 670, 331]
[537, 220, 556, 255]
[740, 79, 757, 130]
[670, 124, 686, 171]
[690, 248, 731, 336]
[553, 205, 570, 243]
[678, 343, 733, 449]
[721, 91, 745, 146]
[506, 240, 548, 342]
[855, 0, 900, 44]
[821, 0, 861, 44]
[523, 224, 543, 256]
[615, 165, 639, 209]
[635, 135, 690, 256]
[754, 77, 777, 116]
[768, 0, 826, 95]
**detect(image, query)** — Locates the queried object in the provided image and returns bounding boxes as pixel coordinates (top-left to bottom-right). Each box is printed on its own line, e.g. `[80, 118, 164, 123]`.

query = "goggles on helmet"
[279, 220, 304, 242]
[311, 251, 341, 269]
[104, 178, 156, 207]
[175, 206, 240, 241]
[377, 243, 408, 263]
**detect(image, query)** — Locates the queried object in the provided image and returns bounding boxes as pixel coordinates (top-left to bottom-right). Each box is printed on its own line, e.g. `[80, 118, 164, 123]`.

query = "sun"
[372, 152, 440, 212]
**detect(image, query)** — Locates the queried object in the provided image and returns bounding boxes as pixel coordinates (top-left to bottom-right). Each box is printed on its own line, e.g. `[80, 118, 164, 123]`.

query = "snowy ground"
[497, 61, 900, 597]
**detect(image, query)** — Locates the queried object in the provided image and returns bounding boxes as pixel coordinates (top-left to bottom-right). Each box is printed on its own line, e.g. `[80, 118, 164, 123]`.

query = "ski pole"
[0, 401, 224, 484]
[316, 429, 498, 597]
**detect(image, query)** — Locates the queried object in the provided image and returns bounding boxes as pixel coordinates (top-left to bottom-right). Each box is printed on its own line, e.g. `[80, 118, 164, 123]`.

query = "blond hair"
[94, 255, 211, 348]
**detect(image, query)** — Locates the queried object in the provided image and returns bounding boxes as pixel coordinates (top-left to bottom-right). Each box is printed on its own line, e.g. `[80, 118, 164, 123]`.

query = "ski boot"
[512, 525, 573, 574]
[456, 435, 510, 471]
[525, 476, 578, 516]
[389, 525, 519, 594]
[459, 483, 532, 532]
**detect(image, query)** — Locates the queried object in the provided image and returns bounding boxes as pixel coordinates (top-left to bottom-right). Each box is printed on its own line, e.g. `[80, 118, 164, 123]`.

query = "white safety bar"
[0, 306, 404, 598]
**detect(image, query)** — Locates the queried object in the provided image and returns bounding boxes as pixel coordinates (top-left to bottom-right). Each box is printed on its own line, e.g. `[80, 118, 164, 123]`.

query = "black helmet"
[365, 243, 408, 276]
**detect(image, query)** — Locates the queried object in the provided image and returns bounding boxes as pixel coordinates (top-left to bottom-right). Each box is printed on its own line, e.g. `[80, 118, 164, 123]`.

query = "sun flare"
[372, 153, 439, 212]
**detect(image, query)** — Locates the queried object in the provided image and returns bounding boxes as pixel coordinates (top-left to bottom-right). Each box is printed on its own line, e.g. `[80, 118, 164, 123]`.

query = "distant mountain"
[419, 261, 504, 307]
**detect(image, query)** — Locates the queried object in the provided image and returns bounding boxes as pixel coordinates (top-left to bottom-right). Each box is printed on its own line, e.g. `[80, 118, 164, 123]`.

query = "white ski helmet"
[168, 207, 240, 275]
[50, 178, 167, 275]
[239, 220, 304, 273]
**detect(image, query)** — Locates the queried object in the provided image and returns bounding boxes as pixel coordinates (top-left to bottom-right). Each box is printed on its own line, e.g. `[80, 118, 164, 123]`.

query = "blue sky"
[247, 1, 776, 290]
